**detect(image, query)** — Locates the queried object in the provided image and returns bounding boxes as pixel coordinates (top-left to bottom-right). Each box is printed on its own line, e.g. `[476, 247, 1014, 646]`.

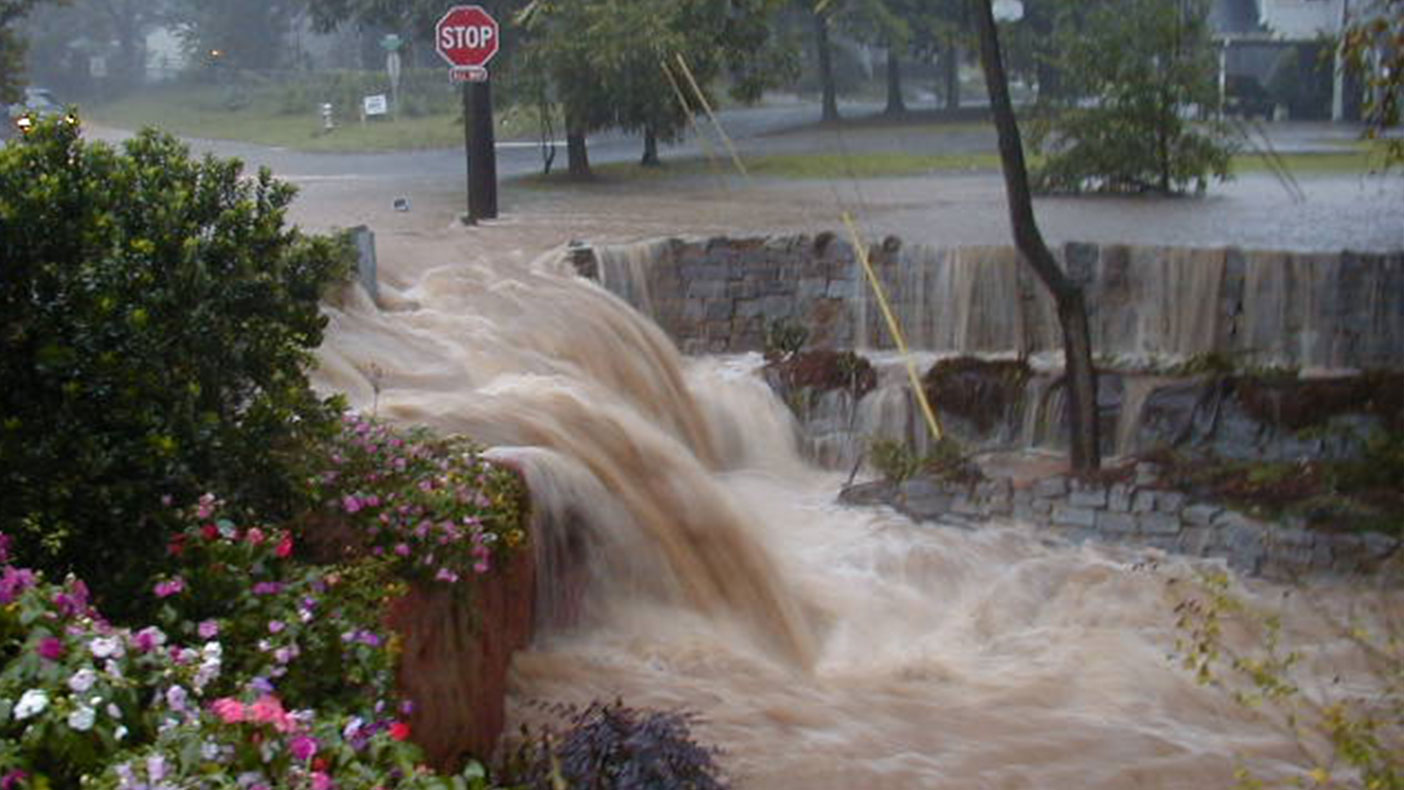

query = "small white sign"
[449, 66, 488, 84]
[363, 94, 389, 116]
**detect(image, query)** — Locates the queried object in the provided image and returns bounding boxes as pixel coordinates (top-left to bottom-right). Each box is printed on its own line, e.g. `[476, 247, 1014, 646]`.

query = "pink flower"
[393, 543, 410, 557]
[198, 619, 220, 639]
[246, 527, 266, 546]
[250, 695, 297, 733]
[153, 577, 185, 598]
[36, 636, 64, 660]
[342, 495, 363, 514]
[210, 697, 246, 724]
[275, 534, 293, 558]
[435, 568, 459, 584]
[311, 771, 334, 790]
[473, 560, 489, 575]
[289, 734, 319, 762]
[132, 626, 166, 653]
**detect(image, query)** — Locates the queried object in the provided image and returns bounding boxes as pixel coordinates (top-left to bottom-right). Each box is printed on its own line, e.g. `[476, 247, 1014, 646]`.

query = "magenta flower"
[0, 566, 37, 604]
[0, 532, 10, 564]
[133, 626, 166, 653]
[36, 636, 64, 660]
[342, 495, 363, 514]
[289, 734, 319, 762]
[153, 577, 186, 598]
[198, 619, 220, 639]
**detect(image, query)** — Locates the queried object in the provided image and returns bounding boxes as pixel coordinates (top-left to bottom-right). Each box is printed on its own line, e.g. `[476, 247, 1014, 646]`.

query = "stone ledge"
[839, 474, 1402, 581]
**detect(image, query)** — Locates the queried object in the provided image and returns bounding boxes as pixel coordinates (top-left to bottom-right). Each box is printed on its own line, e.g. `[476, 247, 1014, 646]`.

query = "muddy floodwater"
[311, 215, 1400, 788]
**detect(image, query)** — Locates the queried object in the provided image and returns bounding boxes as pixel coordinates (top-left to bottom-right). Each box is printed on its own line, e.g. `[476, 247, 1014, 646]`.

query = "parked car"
[4, 87, 71, 140]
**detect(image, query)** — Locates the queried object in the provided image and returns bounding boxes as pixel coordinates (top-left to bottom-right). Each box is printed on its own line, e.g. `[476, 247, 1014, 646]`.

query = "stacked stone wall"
[840, 466, 1401, 580]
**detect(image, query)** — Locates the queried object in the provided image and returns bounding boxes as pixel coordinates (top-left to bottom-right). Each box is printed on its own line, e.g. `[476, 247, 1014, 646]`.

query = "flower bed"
[0, 414, 529, 789]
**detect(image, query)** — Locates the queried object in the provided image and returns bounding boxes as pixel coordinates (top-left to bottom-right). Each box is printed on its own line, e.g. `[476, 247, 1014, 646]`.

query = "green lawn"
[519, 151, 1005, 186]
[85, 84, 545, 152]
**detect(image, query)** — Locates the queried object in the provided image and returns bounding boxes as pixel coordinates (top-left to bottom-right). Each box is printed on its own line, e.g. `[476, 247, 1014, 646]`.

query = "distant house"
[1211, 0, 1365, 121]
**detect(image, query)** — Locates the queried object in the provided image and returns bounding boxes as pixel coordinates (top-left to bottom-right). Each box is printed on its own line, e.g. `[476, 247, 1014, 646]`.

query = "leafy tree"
[1030, 0, 1234, 194]
[518, 0, 793, 176]
[0, 0, 64, 101]
[971, 0, 1100, 471]
[1343, 0, 1403, 165]
[21, 0, 167, 93]
[169, 0, 300, 70]
[836, 0, 946, 115]
[304, 0, 528, 70]
[0, 120, 353, 614]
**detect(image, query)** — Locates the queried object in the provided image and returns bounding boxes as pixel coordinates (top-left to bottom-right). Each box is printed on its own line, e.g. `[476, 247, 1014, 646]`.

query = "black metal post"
[464, 79, 498, 221]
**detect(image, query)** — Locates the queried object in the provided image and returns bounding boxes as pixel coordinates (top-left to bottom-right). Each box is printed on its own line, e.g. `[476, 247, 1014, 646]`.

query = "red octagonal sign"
[436, 5, 500, 70]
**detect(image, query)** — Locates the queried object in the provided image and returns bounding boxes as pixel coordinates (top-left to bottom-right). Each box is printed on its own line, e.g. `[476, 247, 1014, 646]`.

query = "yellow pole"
[660, 60, 727, 188]
[674, 53, 749, 178]
[842, 212, 944, 443]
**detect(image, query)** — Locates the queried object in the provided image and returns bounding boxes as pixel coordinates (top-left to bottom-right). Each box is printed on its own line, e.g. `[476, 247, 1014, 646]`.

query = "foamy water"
[313, 245, 1397, 789]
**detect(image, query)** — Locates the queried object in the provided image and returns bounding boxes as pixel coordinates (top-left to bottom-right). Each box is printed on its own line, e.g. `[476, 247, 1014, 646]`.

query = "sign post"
[435, 5, 500, 222]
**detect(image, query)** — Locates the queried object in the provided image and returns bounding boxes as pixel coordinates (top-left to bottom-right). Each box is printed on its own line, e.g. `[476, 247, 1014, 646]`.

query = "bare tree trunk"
[566, 128, 591, 179]
[971, 0, 1100, 471]
[815, 10, 840, 122]
[641, 126, 660, 166]
[885, 49, 906, 115]
[943, 38, 961, 110]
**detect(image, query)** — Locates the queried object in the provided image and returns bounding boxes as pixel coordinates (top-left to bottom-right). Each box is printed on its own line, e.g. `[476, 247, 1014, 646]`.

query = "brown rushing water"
[313, 244, 1398, 790]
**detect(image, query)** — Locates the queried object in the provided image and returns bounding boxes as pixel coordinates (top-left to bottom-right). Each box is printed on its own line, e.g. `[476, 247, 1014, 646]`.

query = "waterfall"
[311, 241, 1397, 789]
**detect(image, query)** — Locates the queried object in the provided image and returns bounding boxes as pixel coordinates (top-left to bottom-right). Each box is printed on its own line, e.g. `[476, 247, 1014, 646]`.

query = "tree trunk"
[943, 38, 961, 110]
[884, 49, 906, 115]
[641, 126, 660, 166]
[971, 0, 1100, 472]
[815, 11, 840, 122]
[566, 128, 591, 179]
[102, 0, 142, 89]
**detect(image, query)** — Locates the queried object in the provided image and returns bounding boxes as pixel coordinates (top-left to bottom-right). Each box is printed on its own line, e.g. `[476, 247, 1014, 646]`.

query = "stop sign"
[435, 5, 500, 70]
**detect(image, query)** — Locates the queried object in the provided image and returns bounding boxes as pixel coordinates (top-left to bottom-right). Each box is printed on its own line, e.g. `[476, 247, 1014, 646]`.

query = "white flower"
[146, 754, 167, 783]
[89, 636, 123, 659]
[113, 724, 128, 741]
[104, 659, 123, 678]
[68, 705, 96, 731]
[201, 741, 220, 761]
[164, 685, 188, 713]
[106, 702, 121, 719]
[68, 668, 97, 693]
[14, 689, 49, 720]
[201, 641, 222, 661]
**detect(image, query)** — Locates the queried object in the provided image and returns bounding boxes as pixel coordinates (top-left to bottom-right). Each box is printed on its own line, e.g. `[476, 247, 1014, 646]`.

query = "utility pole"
[464, 79, 498, 220]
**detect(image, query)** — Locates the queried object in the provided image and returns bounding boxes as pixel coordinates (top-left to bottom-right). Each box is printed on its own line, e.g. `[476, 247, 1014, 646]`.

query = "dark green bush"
[0, 119, 353, 614]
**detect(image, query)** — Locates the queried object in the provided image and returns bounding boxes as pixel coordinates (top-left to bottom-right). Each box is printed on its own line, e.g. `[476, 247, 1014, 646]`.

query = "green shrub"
[1030, 0, 1235, 194]
[1174, 571, 1402, 788]
[0, 119, 353, 616]
[763, 318, 809, 360]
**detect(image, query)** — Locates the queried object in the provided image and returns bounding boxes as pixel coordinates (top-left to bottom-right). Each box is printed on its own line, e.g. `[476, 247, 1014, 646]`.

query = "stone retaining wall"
[589, 235, 1404, 370]
[840, 466, 1401, 580]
